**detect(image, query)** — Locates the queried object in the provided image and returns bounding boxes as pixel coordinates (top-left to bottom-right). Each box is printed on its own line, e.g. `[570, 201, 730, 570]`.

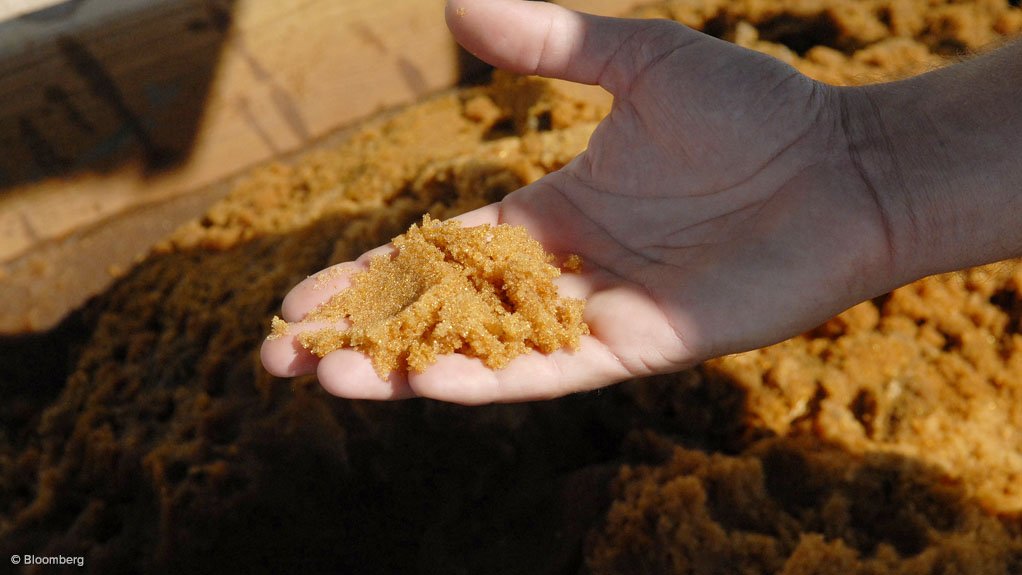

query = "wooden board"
[0, 0, 645, 333]
[0, 0, 64, 20]
[0, 0, 469, 263]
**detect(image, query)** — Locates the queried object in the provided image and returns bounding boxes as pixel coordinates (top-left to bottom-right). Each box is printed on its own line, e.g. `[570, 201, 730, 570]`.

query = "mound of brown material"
[2, 1, 1021, 574]
[587, 433, 1022, 574]
[636, 0, 1022, 84]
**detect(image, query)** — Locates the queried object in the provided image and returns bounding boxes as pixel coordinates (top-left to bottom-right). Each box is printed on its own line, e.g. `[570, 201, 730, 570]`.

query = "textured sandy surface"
[2, 1, 1021, 573]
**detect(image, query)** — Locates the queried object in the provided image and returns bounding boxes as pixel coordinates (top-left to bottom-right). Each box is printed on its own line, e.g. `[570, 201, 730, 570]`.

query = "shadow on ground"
[1, 203, 1020, 574]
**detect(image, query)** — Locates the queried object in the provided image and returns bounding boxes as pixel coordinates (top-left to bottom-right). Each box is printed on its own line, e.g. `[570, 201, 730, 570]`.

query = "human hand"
[261, 0, 894, 403]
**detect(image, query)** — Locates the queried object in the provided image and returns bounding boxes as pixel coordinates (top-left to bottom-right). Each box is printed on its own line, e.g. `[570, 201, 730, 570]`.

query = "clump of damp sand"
[272, 215, 588, 376]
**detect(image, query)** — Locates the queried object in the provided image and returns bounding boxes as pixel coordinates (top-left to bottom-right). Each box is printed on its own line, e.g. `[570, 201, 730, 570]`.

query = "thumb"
[445, 0, 691, 95]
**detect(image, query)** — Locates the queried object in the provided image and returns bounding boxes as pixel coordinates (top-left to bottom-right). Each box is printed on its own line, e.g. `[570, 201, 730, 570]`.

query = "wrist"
[837, 43, 1022, 286]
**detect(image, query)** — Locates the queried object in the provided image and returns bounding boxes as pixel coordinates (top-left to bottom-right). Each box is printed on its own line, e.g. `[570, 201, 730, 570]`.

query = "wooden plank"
[0, 0, 643, 333]
[0, 0, 645, 267]
[0, 0, 65, 21]
[0, 0, 460, 265]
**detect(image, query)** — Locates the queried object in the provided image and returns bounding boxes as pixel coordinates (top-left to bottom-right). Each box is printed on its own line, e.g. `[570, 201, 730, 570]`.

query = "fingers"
[280, 244, 399, 323]
[306, 338, 624, 405]
[261, 337, 320, 378]
[449, 203, 502, 227]
[260, 319, 336, 378]
[316, 350, 415, 400]
[445, 0, 691, 94]
[260, 313, 416, 399]
[405, 336, 630, 405]
[280, 262, 363, 322]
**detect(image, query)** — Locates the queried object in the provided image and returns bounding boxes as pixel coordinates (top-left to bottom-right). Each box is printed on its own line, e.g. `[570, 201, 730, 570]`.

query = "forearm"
[840, 39, 1022, 285]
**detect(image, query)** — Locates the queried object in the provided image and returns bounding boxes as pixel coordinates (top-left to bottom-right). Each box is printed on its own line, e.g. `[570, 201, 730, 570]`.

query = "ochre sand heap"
[2, 1, 1022, 574]
[275, 215, 588, 376]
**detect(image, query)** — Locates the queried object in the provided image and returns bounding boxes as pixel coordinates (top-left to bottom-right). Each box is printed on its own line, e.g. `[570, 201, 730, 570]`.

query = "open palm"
[262, 0, 892, 404]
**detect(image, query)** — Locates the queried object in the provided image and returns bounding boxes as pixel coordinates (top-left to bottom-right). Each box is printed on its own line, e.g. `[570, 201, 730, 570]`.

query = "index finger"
[281, 206, 505, 322]
[280, 261, 365, 322]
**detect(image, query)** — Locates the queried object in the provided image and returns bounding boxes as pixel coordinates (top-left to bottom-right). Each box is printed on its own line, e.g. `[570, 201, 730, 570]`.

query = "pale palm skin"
[261, 0, 900, 404]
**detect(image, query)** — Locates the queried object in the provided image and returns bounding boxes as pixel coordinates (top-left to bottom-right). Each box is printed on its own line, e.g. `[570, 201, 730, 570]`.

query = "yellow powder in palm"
[279, 215, 588, 377]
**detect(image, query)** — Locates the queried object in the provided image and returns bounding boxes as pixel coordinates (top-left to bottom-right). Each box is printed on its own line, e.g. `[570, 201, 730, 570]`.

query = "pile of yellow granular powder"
[274, 215, 589, 376]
